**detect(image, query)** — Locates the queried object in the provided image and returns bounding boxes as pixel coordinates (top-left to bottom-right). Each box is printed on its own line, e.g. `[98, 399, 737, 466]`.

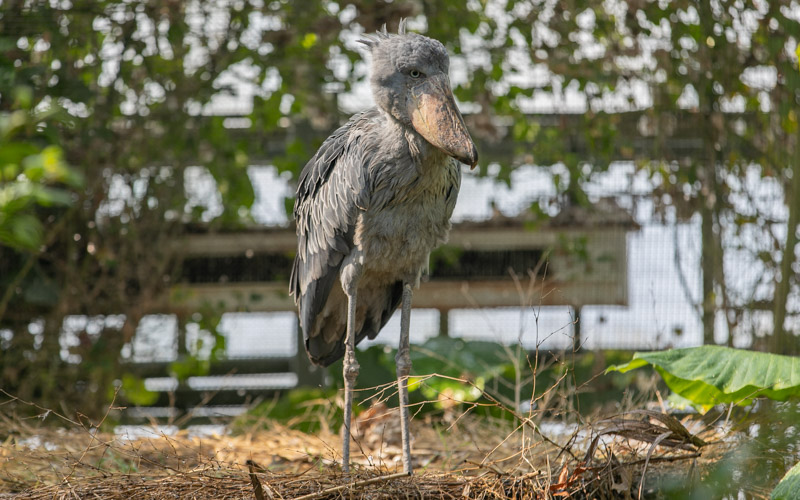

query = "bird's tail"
[305, 327, 375, 367]
[303, 281, 403, 367]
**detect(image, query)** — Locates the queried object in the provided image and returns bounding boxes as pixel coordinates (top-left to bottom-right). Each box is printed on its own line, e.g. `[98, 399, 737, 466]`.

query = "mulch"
[0, 405, 728, 499]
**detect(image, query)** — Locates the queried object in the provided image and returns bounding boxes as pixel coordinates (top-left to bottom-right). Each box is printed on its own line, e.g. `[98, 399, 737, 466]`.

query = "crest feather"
[357, 21, 409, 51]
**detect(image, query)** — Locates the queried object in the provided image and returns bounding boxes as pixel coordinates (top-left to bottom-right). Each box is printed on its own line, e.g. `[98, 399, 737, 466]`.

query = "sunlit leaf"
[607, 346, 800, 412]
[0, 142, 38, 170]
[772, 460, 800, 500]
[170, 355, 210, 381]
[301, 33, 317, 49]
[120, 373, 159, 407]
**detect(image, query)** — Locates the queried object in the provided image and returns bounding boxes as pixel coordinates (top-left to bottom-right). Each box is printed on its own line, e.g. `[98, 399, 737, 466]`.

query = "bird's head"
[360, 22, 478, 168]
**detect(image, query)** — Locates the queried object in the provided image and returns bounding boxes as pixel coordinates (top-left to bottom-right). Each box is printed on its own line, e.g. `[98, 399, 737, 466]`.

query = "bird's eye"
[409, 69, 422, 78]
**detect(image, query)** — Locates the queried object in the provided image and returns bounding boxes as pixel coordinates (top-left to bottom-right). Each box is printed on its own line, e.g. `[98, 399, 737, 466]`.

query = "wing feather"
[291, 108, 454, 367]
[290, 109, 378, 354]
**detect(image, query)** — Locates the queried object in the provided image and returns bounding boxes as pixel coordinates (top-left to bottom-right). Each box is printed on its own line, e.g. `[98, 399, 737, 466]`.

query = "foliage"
[116, 373, 157, 407]
[607, 346, 800, 412]
[0, 90, 83, 250]
[509, 0, 800, 350]
[408, 337, 527, 407]
[323, 337, 529, 414]
[0, 0, 272, 415]
[247, 345, 645, 432]
[772, 460, 800, 500]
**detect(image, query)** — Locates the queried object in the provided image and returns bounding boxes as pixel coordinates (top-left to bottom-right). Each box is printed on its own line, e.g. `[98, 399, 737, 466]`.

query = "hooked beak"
[408, 74, 478, 168]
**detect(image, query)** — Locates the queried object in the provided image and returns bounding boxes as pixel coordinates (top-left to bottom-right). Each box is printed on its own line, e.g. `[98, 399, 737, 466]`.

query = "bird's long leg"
[396, 282, 414, 474]
[342, 287, 359, 474]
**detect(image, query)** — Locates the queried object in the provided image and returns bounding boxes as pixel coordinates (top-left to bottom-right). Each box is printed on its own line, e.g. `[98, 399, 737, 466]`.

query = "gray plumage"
[289, 23, 477, 474]
[290, 26, 476, 367]
[291, 107, 460, 365]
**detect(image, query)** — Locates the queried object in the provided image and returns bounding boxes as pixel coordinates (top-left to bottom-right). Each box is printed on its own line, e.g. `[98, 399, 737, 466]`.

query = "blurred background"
[1, 0, 798, 421]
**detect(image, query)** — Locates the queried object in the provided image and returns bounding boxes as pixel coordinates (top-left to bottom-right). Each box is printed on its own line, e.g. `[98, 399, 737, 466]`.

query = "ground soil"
[0, 404, 728, 499]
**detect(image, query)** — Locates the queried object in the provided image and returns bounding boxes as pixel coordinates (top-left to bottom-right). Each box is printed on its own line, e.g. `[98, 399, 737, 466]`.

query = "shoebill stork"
[290, 22, 478, 474]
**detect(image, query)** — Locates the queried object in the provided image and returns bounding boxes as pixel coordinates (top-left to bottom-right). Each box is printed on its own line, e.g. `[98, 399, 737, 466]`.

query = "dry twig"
[292, 471, 410, 500]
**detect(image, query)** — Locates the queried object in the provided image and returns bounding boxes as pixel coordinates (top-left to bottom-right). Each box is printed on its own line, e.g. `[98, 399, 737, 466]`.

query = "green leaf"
[13, 86, 33, 109]
[5, 213, 44, 249]
[169, 355, 210, 381]
[665, 391, 697, 411]
[31, 185, 73, 206]
[607, 346, 800, 412]
[120, 373, 159, 406]
[411, 337, 525, 381]
[301, 33, 317, 49]
[0, 142, 38, 170]
[407, 337, 526, 407]
[772, 461, 800, 500]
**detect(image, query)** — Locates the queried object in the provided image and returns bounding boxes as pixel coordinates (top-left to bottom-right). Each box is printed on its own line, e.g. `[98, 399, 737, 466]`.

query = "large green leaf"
[407, 337, 527, 407]
[772, 461, 800, 500]
[606, 346, 800, 412]
[409, 337, 526, 380]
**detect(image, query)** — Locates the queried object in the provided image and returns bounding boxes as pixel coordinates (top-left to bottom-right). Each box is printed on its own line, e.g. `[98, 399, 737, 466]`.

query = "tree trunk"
[771, 147, 800, 354]
[572, 306, 582, 352]
[701, 202, 716, 345]
[696, 4, 720, 346]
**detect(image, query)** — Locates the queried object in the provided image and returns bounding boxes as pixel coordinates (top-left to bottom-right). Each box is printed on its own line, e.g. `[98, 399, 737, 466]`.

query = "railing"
[123, 211, 636, 421]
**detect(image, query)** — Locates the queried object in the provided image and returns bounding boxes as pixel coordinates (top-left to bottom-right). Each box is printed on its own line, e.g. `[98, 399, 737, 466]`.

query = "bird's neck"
[378, 108, 446, 168]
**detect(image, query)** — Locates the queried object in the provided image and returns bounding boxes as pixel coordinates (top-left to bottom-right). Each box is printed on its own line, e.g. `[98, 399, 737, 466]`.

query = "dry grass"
[0, 382, 732, 500]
